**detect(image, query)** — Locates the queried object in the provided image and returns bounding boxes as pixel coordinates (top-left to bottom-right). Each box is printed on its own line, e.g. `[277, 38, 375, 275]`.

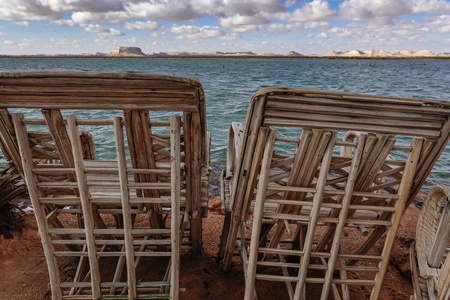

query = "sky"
[0, 0, 449, 55]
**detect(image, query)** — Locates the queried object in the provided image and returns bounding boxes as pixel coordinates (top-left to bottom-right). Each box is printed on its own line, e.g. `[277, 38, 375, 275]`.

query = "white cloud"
[304, 21, 332, 29]
[84, 24, 124, 38]
[218, 33, 241, 40]
[329, 27, 362, 38]
[71, 11, 130, 24]
[265, 23, 288, 32]
[410, 0, 450, 14]
[52, 19, 76, 26]
[219, 13, 270, 28]
[50, 37, 79, 45]
[0, 0, 127, 21]
[317, 32, 329, 39]
[339, 0, 450, 21]
[18, 38, 34, 48]
[228, 25, 259, 33]
[124, 21, 161, 31]
[171, 25, 225, 39]
[0, 32, 6, 36]
[71, 1, 201, 24]
[126, 37, 145, 44]
[13, 21, 31, 27]
[423, 15, 450, 33]
[94, 38, 119, 46]
[3, 40, 15, 45]
[275, 0, 335, 22]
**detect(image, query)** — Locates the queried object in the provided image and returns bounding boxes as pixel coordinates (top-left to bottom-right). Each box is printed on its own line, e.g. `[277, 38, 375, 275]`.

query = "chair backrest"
[415, 185, 450, 300]
[219, 87, 449, 299]
[0, 70, 209, 299]
[0, 69, 209, 253]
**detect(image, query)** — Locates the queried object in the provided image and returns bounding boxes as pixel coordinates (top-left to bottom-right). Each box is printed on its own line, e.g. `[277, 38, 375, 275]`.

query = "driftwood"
[218, 87, 449, 300]
[0, 70, 210, 299]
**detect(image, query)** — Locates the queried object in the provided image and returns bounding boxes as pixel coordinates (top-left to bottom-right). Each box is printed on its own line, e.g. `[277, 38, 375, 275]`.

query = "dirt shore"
[0, 198, 418, 299]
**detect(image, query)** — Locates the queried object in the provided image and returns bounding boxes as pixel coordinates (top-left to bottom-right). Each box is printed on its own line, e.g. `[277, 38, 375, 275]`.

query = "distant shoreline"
[1, 55, 450, 60]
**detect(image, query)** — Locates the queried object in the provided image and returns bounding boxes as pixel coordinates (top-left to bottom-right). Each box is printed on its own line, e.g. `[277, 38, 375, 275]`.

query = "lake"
[0, 58, 449, 193]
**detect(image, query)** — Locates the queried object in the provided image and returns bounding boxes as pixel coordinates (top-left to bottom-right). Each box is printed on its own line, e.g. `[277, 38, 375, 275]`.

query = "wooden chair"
[410, 185, 450, 300]
[0, 70, 210, 299]
[217, 87, 449, 300]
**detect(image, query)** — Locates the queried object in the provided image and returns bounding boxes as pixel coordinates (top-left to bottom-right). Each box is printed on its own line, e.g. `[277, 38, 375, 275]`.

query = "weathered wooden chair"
[0, 70, 210, 299]
[217, 87, 449, 299]
[410, 185, 450, 300]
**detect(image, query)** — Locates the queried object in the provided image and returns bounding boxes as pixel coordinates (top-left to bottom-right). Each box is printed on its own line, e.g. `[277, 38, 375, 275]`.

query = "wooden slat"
[113, 116, 137, 299]
[265, 109, 443, 129]
[220, 95, 268, 270]
[66, 115, 101, 299]
[293, 131, 337, 300]
[264, 117, 440, 138]
[267, 94, 448, 115]
[320, 134, 366, 300]
[371, 138, 423, 299]
[244, 129, 277, 300]
[170, 116, 181, 300]
[12, 113, 62, 300]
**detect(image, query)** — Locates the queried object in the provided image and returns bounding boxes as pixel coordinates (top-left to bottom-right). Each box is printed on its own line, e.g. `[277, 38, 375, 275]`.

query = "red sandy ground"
[0, 197, 419, 299]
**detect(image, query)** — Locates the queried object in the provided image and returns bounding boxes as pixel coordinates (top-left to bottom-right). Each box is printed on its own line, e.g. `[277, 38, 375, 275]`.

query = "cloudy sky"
[0, 0, 449, 55]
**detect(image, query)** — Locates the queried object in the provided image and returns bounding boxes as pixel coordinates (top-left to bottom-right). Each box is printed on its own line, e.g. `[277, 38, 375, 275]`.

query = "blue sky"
[0, 0, 449, 55]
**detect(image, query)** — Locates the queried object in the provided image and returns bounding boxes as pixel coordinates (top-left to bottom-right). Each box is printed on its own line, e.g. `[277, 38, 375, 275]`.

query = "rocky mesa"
[108, 46, 146, 57]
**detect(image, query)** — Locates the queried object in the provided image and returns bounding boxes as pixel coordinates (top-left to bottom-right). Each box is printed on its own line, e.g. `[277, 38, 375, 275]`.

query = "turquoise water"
[0, 58, 448, 191]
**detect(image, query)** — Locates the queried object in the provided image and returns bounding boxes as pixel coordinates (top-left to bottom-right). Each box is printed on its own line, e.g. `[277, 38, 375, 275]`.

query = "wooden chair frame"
[0, 70, 210, 299]
[0, 69, 209, 255]
[218, 87, 449, 300]
[410, 185, 450, 300]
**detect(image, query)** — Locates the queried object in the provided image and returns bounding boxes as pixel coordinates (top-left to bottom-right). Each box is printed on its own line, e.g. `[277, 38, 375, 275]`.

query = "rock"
[286, 51, 302, 56]
[109, 46, 146, 57]
[208, 197, 222, 214]
[413, 50, 435, 57]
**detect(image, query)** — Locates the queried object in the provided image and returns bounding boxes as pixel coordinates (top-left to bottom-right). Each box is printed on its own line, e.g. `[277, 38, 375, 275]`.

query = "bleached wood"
[371, 138, 423, 300]
[293, 131, 337, 300]
[66, 115, 101, 299]
[113, 116, 137, 298]
[320, 134, 366, 300]
[170, 116, 181, 300]
[244, 129, 277, 300]
[11, 113, 62, 299]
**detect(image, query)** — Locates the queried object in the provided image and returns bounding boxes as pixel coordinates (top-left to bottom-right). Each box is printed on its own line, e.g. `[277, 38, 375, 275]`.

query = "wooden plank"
[265, 109, 443, 129]
[265, 99, 446, 122]
[320, 134, 366, 300]
[113, 116, 137, 299]
[408, 118, 450, 206]
[66, 115, 101, 299]
[0, 99, 197, 111]
[267, 94, 448, 115]
[241, 127, 270, 220]
[264, 117, 440, 138]
[267, 129, 332, 251]
[188, 111, 203, 255]
[371, 138, 423, 300]
[124, 110, 163, 240]
[293, 131, 337, 300]
[11, 113, 62, 300]
[220, 95, 268, 271]
[429, 199, 450, 268]
[170, 116, 181, 300]
[244, 129, 277, 300]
